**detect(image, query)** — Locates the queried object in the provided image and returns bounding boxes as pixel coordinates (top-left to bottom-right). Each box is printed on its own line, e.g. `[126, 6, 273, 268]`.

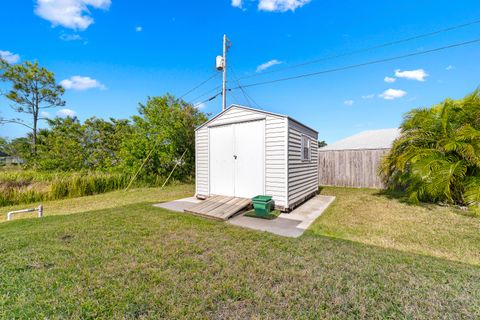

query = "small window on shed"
[302, 135, 311, 161]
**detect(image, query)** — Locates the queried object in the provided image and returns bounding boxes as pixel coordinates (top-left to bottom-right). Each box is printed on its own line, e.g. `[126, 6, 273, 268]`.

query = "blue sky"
[1, 0, 479, 143]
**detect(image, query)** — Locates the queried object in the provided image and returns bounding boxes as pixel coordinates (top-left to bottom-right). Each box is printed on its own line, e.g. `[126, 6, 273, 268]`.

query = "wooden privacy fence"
[318, 149, 389, 189]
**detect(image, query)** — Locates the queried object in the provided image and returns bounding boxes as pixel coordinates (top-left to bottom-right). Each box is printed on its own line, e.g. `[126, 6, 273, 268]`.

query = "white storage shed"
[195, 105, 318, 211]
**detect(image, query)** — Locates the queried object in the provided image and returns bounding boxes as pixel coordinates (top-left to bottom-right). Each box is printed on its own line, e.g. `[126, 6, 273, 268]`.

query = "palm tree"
[381, 88, 480, 212]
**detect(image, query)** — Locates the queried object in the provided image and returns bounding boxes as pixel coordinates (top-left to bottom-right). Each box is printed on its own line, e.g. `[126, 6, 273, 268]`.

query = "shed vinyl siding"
[195, 127, 209, 196]
[197, 106, 288, 207]
[318, 149, 388, 189]
[206, 107, 266, 127]
[265, 116, 287, 207]
[287, 120, 319, 205]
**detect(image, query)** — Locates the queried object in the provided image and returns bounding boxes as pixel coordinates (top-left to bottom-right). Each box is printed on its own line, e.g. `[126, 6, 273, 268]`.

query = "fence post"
[38, 205, 43, 218]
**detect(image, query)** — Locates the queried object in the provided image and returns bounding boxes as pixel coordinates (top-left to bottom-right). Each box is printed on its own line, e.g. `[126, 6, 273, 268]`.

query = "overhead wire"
[238, 18, 480, 80]
[188, 85, 222, 104]
[228, 90, 242, 106]
[231, 38, 480, 90]
[183, 20, 480, 109]
[179, 73, 218, 99]
[192, 91, 223, 108]
[228, 66, 262, 109]
[228, 66, 253, 106]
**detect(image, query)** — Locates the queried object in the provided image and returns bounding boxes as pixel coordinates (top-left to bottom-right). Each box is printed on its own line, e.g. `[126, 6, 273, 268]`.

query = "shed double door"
[209, 120, 265, 199]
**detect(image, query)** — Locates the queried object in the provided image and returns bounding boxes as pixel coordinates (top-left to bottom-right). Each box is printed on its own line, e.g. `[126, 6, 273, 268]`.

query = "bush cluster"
[382, 89, 480, 213]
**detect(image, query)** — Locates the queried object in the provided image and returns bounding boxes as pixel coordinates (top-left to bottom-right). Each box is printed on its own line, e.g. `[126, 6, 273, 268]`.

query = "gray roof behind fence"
[320, 128, 401, 151]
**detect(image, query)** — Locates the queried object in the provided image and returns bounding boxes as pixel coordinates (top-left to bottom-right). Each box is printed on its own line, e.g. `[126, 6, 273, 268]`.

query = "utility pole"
[217, 34, 231, 111]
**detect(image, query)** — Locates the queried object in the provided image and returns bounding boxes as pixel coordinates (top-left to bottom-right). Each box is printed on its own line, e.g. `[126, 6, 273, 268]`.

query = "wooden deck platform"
[184, 196, 252, 221]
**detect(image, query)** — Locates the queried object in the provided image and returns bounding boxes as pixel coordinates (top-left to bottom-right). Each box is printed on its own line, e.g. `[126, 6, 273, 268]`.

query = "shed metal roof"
[196, 104, 318, 134]
[320, 128, 401, 151]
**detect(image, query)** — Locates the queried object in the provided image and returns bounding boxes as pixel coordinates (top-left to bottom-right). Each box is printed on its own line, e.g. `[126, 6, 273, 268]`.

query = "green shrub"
[381, 88, 480, 213]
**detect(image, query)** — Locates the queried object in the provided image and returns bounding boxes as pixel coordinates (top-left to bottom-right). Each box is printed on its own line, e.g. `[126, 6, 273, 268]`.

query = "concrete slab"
[154, 197, 201, 213]
[228, 215, 305, 237]
[280, 195, 336, 230]
[229, 195, 336, 238]
[155, 195, 336, 238]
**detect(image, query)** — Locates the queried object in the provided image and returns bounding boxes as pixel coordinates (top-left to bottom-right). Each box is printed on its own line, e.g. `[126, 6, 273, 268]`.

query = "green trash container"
[252, 195, 274, 217]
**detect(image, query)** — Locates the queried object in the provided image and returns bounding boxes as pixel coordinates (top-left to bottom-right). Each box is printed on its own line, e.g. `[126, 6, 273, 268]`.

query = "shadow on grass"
[374, 188, 410, 203]
[374, 189, 478, 217]
[301, 228, 480, 267]
[3, 200, 478, 269]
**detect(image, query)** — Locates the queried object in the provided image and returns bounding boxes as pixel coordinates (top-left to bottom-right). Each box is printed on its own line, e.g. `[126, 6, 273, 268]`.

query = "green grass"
[244, 209, 281, 220]
[311, 187, 480, 266]
[1, 185, 479, 318]
[0, 184, 195, 222]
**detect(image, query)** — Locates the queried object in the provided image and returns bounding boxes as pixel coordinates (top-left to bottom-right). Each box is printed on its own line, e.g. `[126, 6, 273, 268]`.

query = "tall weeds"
[0, 170, 176, 206]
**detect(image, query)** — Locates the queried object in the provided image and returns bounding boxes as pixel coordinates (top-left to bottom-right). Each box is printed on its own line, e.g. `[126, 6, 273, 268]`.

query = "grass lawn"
[312, 187, 480, 266]
[0, 184, 194, 223]
[1, 185, 479, 318]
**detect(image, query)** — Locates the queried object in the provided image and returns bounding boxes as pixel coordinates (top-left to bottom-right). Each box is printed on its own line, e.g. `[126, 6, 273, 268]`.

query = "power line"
[228, 90, 242, 105]
[192, 91, 223, 108]
[239, 18, 480, 80]
[238, 84, 261, 108]
[188, 85, 222, 104]
[231, 38, 480, 90]
[228, 66, 262, 108]
[179, 73, 218, 99]
[230, 67, 254, 106]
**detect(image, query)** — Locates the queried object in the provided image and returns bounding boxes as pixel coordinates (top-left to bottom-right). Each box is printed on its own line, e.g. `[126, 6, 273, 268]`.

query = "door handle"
[234, 155, 237, 159]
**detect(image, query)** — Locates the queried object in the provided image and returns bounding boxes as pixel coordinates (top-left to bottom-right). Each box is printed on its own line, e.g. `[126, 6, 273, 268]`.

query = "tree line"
[1, 58, 479, 212]
[1, 59, 208, 181]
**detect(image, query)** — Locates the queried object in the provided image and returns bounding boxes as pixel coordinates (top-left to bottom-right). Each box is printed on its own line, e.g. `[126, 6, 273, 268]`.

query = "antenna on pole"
[216, 34, 231, 111]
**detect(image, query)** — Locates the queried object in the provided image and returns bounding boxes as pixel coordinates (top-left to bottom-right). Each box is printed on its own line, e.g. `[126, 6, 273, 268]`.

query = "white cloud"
[258, 0, 311, 12]
[446, 65, 455, 71]
[384, 76, 396, 83]
[395, 69, 428, 81]
[135, 26, 142, 32]
[34, 0, 111, 31]
[59, 33, 82, 41]
[379, 89, 407, 100]
[57, 108, 77, 118]
[256, 59, 282, 72]
[361, 94, 375, 99]
[60, 76, 105, 91]
[195, 102, 206, 110]
[40, 111, 51, 118]
[344, 100, 354, 106]
[231, 0, 243, 8]
[0, 50, 20, 64]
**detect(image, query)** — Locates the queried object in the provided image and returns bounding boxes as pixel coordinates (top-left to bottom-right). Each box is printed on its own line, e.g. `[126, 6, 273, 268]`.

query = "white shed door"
[209, 120, 264, 198]
[209, 125, 235, 196]
[234, 121, 264, 198]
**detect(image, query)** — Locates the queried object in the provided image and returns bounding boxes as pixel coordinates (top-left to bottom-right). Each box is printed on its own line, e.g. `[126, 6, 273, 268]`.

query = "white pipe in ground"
[7, 205, 43, 221]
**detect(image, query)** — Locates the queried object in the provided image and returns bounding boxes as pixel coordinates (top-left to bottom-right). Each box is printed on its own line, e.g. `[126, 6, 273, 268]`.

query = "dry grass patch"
[311, 187, 480, 266]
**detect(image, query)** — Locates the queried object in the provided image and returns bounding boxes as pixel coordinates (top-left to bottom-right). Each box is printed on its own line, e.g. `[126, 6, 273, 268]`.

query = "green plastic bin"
[252, 195, 274, 216]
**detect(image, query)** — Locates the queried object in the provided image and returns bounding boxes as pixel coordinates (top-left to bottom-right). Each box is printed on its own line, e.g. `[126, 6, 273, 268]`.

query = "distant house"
[0, 151, 25, 166]
[318, 129, 401, 189]
[0, 151, 7, 166]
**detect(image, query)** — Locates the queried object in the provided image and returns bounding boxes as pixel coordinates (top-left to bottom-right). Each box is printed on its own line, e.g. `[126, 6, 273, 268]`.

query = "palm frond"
[465, 176, 480, 207]
[382, 88, 480, 208]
